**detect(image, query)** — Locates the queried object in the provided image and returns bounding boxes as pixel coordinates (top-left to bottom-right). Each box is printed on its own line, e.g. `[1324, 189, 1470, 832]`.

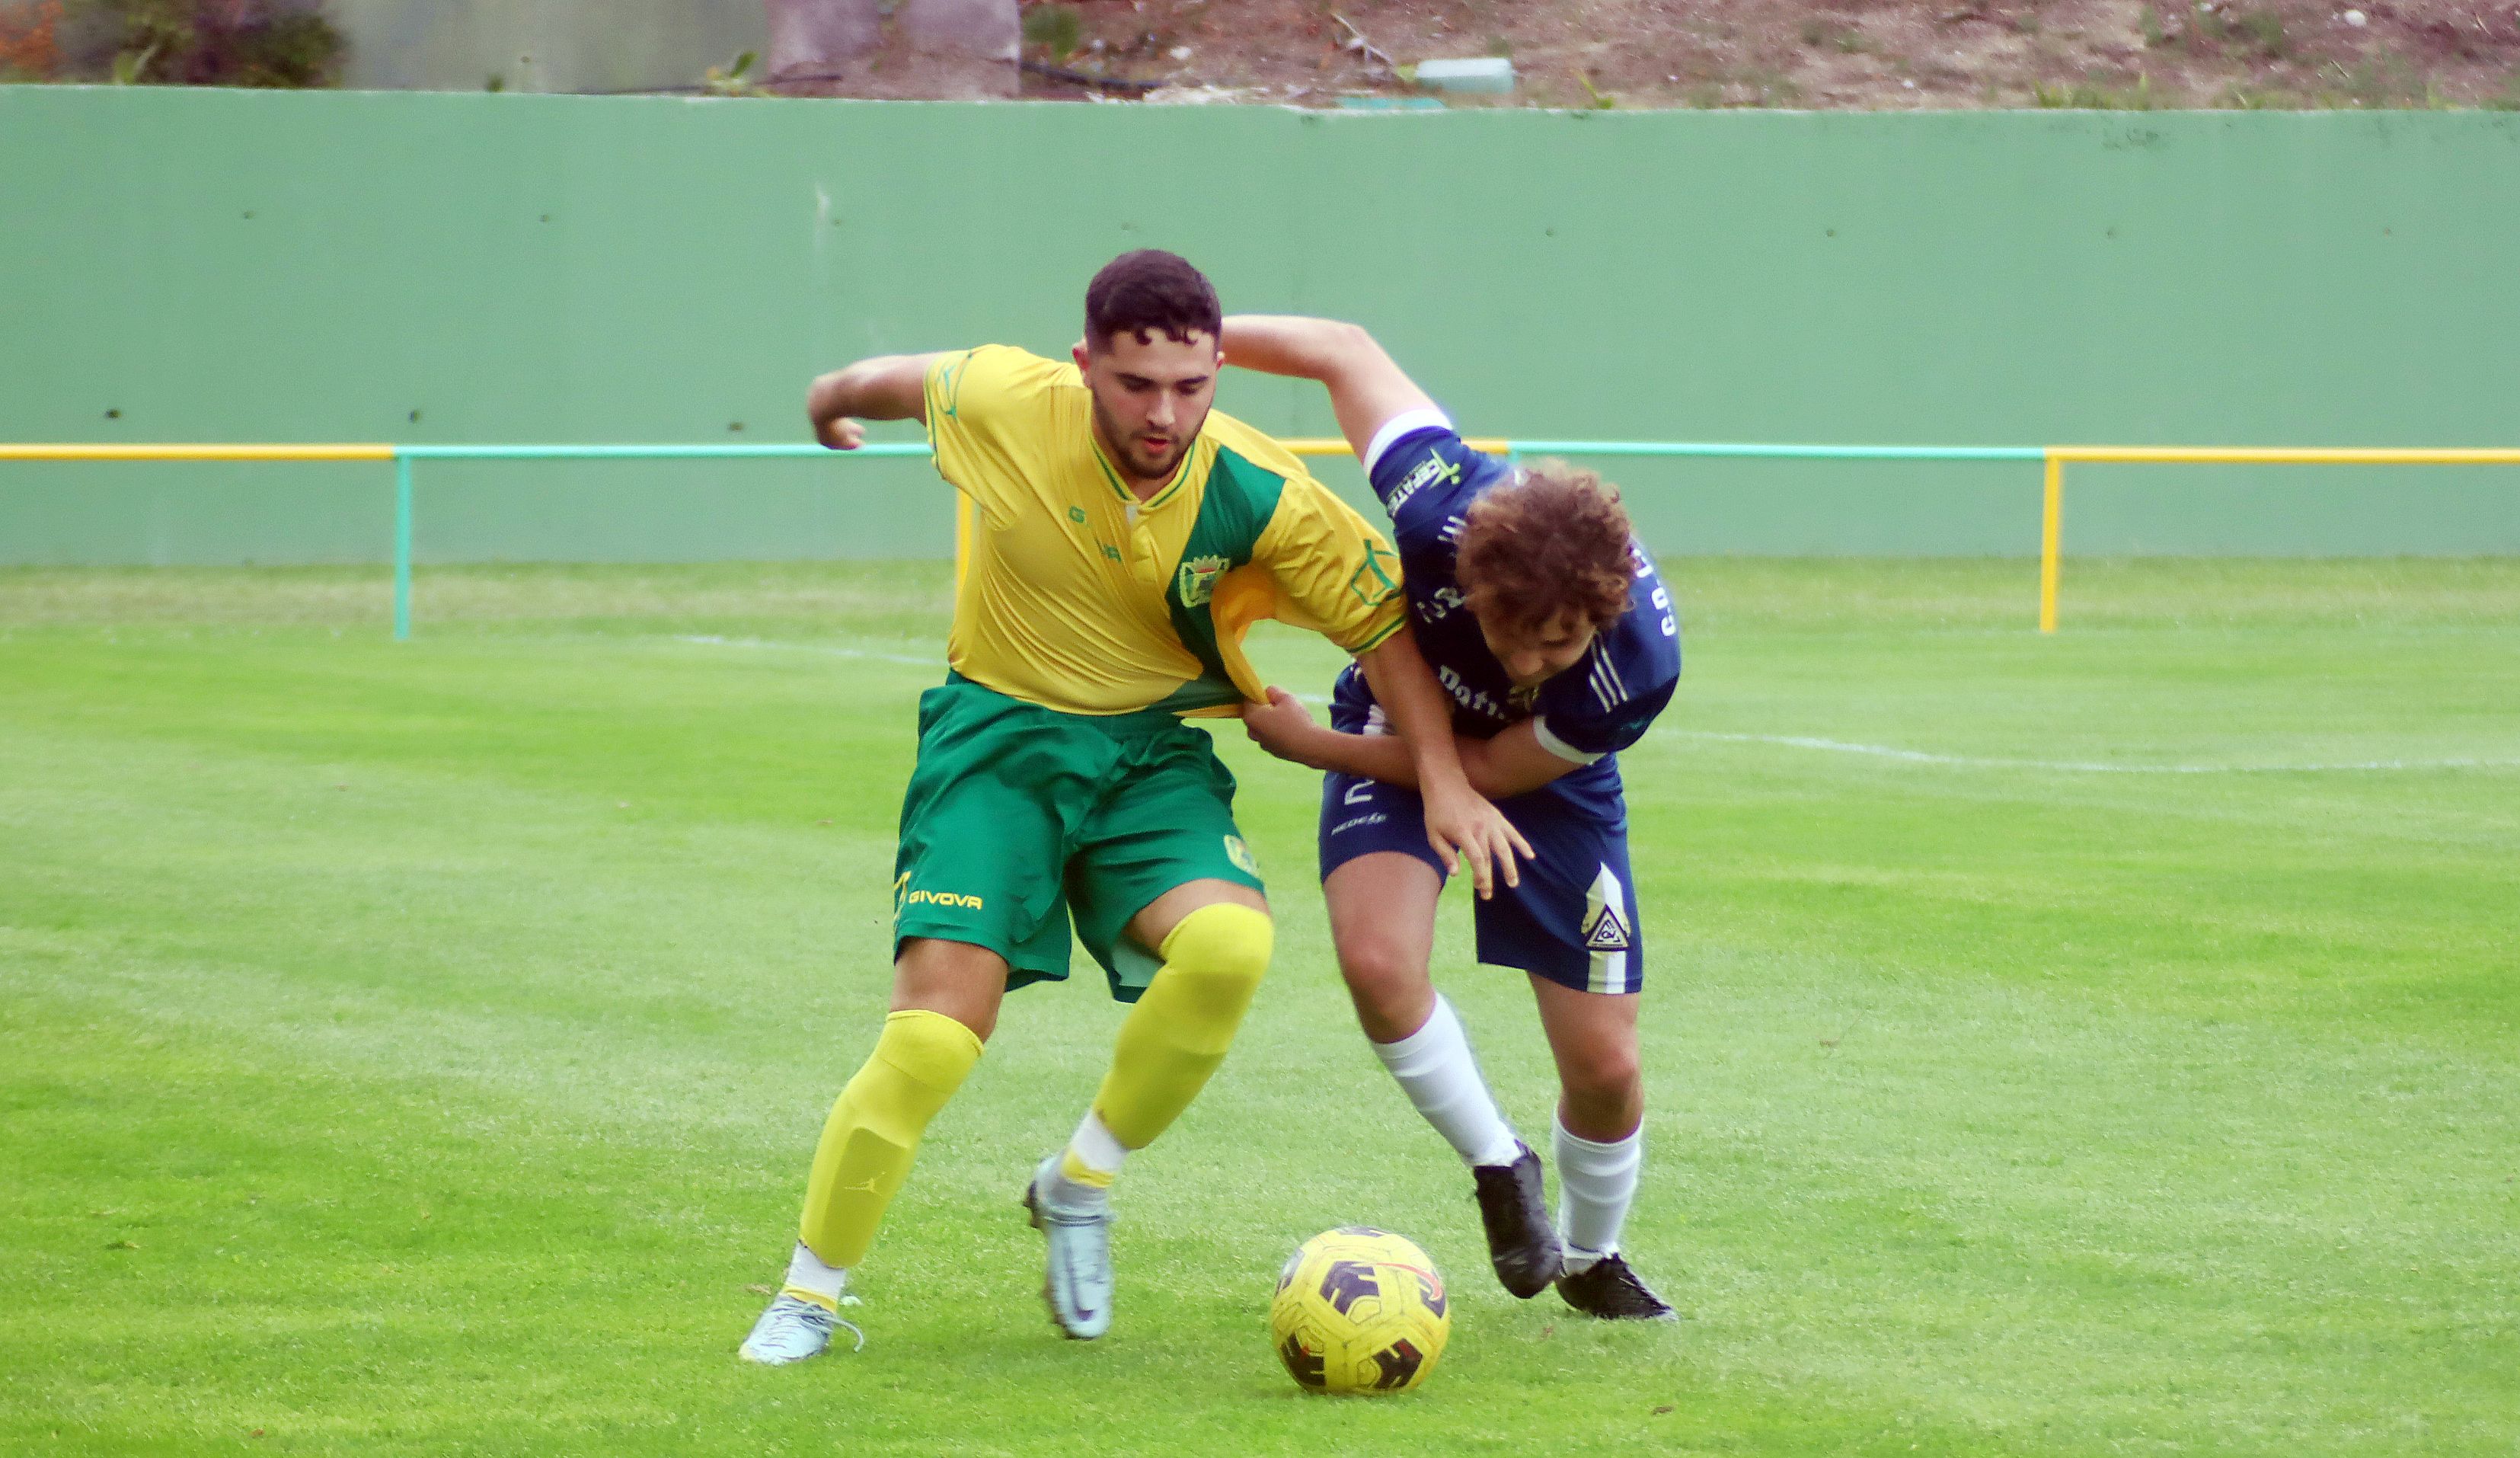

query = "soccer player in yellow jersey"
[740, 251, 1528, 1362]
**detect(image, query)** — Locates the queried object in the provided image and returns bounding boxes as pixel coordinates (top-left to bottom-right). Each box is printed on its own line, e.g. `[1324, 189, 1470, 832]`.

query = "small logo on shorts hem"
[1225, 834, 1261, 877]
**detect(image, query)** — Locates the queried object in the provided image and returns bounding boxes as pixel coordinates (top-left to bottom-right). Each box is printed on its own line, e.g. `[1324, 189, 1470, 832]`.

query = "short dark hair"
[1456, 463, 1637, 635]
[1084, 250, 1222, 349]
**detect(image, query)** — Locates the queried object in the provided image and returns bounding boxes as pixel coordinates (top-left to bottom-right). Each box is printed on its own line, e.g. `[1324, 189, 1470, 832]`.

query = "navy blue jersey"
[1337, 414, 1681, 822]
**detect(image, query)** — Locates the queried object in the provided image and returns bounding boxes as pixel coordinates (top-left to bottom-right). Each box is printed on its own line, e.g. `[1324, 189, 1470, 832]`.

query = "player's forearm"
[1222, 315, 1428, 463]
[1218, 315, 1373, 385]
[1455, 737, 1570, 799]
[1297, 724, 1555, 801]
[1356, 635, 1479, 797]
[1289, 722, 1421, 786]
[806, 353, 932, 426]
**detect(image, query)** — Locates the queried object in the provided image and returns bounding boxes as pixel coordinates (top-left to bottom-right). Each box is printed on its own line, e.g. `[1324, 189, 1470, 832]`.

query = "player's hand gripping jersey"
[1334, 412, 1682, 822]
[926, 346, 1407, 717]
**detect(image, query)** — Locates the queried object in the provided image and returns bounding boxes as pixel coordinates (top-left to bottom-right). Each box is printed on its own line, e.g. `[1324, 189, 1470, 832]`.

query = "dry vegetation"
[1011, 0, 2520, 108]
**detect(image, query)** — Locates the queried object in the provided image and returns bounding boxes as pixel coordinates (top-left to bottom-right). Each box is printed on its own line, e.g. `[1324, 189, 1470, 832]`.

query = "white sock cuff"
[1372, 996, 1522, 1168]
[1553, 1115, 1642, 1172]
[1553, 1117, 1642, 1266]
[784, 1240, 849, 1303]
[1070, 1108, 1130, 1173]
[1370, 994, 1464, 1074]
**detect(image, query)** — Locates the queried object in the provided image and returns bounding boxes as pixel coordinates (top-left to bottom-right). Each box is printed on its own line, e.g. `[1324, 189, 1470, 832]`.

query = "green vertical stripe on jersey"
[1153, 446, 1288, 715]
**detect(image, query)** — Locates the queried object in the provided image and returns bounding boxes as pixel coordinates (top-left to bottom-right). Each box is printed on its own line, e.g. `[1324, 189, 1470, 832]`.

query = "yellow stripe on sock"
[1058, 1148, 1118, 1188]
[779, 1284, 840, 1313]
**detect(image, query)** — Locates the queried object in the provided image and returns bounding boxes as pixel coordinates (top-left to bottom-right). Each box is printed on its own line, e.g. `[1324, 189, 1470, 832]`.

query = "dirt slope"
[1012, 0, 2520, 108]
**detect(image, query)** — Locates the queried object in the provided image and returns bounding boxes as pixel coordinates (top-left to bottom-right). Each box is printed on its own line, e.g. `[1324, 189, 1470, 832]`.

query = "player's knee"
[1335, 930, 1420, 992]
[870, 1007, 985, 1102]
[1334, 935, 1432, 1036]
[1160, 902, 1273, 993]
[1560, 1045, 1641, 1116]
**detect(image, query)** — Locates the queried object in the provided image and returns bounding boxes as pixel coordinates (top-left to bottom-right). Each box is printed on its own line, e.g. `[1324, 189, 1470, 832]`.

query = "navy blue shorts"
[1318, 702, 1642, 996]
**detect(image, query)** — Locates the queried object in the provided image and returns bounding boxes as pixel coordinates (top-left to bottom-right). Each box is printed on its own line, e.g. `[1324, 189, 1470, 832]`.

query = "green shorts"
[891, 673, 1266, 1002]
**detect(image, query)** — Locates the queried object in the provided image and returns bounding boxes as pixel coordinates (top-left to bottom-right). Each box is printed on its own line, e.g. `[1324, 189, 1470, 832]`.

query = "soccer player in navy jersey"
[1222, 315, 1682, 1320]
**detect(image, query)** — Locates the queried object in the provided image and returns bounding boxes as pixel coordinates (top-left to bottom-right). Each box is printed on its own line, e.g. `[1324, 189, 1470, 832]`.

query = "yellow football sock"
[1081, 902, 1273, 1165]
[798, 1007, 983, 1268]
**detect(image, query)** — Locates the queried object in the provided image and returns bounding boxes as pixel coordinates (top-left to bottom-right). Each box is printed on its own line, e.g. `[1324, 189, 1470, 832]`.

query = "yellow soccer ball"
[1269, 1226, 1451, 1394]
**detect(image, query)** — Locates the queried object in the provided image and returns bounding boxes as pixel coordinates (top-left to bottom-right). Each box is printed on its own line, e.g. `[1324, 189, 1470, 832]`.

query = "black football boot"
[1471, 1142, 1563, 1298]
[1555, 1252, 1679, 1321]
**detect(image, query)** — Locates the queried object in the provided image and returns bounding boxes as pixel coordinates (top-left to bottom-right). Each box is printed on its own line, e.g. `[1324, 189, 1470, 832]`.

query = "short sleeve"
[1365, 420, 1487, 546]
[1534, 681, 1675, 763]
[1248, 474, 1409, 655]
[1532, 594, 1682, 761]
[924, 346, 1065, 516]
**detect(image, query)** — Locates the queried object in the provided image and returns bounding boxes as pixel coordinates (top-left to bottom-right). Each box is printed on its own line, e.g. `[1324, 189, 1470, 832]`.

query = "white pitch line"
[1672, 730, 2520, 775]
[675, 635, 1346, 708]
[670, 641, 2509, 772]
[672, 634, 941, 667]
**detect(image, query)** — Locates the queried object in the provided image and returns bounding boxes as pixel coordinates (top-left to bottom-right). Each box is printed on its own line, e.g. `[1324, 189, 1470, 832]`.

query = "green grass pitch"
[2, 558, 2515, 1455]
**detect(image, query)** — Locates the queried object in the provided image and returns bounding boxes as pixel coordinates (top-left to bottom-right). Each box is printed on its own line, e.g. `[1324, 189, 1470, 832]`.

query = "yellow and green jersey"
[924, 345, 1406, 717]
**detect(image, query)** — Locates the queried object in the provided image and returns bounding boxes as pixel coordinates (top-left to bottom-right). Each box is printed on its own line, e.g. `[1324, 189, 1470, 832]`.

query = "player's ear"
[1072, 337, 1091, 372]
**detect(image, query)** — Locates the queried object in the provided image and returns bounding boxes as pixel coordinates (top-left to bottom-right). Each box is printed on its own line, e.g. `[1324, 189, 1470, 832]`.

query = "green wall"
[3, 88, 2516, 565]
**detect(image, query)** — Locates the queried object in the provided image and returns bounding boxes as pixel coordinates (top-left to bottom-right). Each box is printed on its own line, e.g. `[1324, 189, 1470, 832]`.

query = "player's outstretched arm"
[1353, 632, 1533, 897]
[806, 353, 942, 450]
[1219, 316, 1434, 462]
[1242, 687, 1578, 801]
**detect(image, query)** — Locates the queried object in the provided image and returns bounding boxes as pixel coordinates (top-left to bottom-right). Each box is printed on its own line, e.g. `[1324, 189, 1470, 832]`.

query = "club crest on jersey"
[1176, 554, 1229, 607]
[1583, 899, 1632, 952]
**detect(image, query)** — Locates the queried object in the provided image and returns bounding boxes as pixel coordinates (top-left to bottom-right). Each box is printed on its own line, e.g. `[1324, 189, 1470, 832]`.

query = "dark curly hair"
[1455, 462, 1636, 635]
[1084, 250, 1222, 349]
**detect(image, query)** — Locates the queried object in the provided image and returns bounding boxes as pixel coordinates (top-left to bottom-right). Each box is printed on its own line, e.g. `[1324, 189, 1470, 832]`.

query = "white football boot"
[739, 1290, 864, 1364]
[1022, 1153, 1115, 1340]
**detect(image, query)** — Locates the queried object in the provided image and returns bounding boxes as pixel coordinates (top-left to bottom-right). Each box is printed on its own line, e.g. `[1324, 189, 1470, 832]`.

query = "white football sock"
[1370, 994, 1524, 1169]
[1049, 1108, 1126, 1209]
[1554, 1114, 1642, 1274]
[781, 1240, 850, 1308]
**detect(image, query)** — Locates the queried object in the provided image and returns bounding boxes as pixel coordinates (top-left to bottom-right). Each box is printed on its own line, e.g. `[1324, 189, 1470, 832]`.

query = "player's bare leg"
[1528, 976, 1673, 1320]
[743, 938, 1006, 1364]
[1028, 878, 1272, 1339]
[1327, 852, 1560, 1298]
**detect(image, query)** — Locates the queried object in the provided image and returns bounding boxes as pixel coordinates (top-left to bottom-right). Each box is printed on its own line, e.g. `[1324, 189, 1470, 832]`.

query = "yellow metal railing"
[2036, 446, 2520, 632]
[8, 438, 2513, 638]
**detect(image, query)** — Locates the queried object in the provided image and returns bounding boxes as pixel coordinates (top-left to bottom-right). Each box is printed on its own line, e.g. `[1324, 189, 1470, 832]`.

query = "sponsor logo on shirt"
[1386, 450, 1462, 514]
[1436, 664, 1510, 721]
[1417, 585, 1468, 622]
